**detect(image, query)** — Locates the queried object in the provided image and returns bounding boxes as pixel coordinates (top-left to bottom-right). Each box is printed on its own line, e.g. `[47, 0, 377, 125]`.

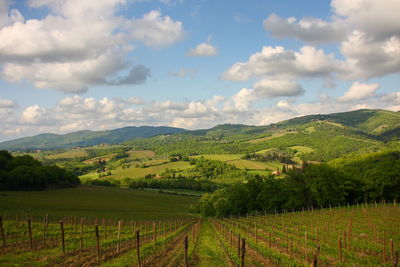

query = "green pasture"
[0, 185, 198, 220]
[81, 161, 192, 180]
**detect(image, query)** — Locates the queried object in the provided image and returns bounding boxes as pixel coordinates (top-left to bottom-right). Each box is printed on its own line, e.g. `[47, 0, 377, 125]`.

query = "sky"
[0, 0, 399, 142]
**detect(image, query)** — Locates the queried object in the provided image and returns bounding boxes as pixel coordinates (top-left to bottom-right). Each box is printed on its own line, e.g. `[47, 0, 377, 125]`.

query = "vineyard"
[0, 203, 399, 266]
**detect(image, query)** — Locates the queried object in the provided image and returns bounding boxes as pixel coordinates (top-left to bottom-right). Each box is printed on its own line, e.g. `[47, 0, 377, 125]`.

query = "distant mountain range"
[0, 126, 186, 151]
[0, 109, 399, 151]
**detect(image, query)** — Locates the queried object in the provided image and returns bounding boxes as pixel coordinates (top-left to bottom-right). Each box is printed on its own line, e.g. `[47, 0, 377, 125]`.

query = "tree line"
[197, 150, 400, 217]
[0, 150, 80, 190]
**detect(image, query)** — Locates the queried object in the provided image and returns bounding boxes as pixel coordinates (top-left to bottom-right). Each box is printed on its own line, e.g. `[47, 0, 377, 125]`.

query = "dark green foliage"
[331, 150, 400, 202]
[126, 177, 220, 192]
[243, 149, 294, 164]
[199, 151, 400, 216]
[0, 150, 80, 190]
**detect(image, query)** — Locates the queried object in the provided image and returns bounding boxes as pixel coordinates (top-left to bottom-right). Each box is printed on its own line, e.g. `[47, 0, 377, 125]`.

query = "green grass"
[81, 161, 192, 180]
[290, 145, 314, 154]
[0, 185, 198, 220]
[45, 149, 88, 159]
[228, 159, 282, 171]
[193, 219, 229, 267]
[128, 149, 155, 159]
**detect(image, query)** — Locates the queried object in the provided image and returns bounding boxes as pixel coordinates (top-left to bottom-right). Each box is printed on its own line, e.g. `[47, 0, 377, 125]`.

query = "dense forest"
[0, 150, 80, 190]
[197, 150, 400, 217]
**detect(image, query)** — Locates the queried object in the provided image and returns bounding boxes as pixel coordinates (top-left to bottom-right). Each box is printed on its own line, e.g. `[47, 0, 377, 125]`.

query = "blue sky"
[0, 0, 399, 141]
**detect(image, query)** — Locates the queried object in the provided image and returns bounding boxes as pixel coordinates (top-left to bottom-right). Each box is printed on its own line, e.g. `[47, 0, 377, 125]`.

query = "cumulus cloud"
[227, 88, 256, 112]
[0, 0, 24, 28]
[129, 10, 184, 48]
[187, 42, 217, 56]
[0, 98, 16, 108]
[0, 2, 184, 93]
[261, 0, 400, 81]
[381, 92, 400, 104]
[222, 46, 341, 82]
[263, 14, 346, 44]
[20, 105, 51, 124]
[253, 79, 304, 98]
[338, 82, 379, 102]
[340, 32, 400, 80]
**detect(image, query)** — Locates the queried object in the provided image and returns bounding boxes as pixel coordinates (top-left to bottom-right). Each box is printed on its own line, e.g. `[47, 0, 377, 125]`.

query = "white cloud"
[0, 98, 16, 108]
[253, 79, 304, 98]
[228, 88, 256, 112]
[20, 105, 50, 124]
[331, 0, 400, 41]
[0, 0, 24, 28]
[222, 46, 341, 82]
[0, 2, 183, 93]
[261, 0, 400, 81]
[276, 100, 290, 109]
[381, 92, 400, 104]
[263, 13, 346, 44]
[187, 42, 217, 56]
[338, 82, 379, 102]
[340, 32, 400, 80]
[129, 10, 184, 48]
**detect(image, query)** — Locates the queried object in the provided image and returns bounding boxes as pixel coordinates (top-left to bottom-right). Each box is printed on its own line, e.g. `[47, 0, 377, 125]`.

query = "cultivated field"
[0, 186, 198, 220]
[1, 202, 398, 266]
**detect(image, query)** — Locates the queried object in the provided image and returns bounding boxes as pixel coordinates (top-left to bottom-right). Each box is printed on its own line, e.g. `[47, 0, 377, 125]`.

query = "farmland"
[0, 186, 198, 220]
[1, 109, 399, 265]
[0, 203, 398, 266]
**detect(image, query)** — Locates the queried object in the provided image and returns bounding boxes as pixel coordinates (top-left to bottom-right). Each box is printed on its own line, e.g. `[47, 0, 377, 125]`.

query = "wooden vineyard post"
[117, 220, 121, 254]
[338, 237, 343, 263]
[0, 216, 6, 247]
[80, 218, 84, 251]
[28, 217, 33, 251]
[153, 221, 157, 247]
[255, 222, 257, 246]
[164, 222, 167, 245]
[304, 231, 308, 263]
[269, 232, 272, 248]
[184, 236, 189, 267]
[312, 244, 320, 267]
[95, 224, 101, 262]
[383, 235, 387, 264]
[60, 221, 65, 255]
[103, 218, 107, 239]
[390, 239, 394, 263]
[74, 216, 77, 235]
[289, 237, 293, 257]
[230, 229, 233, 248]
[136, 230, 141, 267]
[237, 234, 241, 258]
[241, 238, 246, 267]
[192, 224, 195, 246]
[43, 214, 48, 247]
[393, 251, 399, 267]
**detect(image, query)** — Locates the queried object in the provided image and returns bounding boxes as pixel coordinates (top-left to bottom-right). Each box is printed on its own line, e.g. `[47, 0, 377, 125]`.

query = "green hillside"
[0, 126, 186, 151]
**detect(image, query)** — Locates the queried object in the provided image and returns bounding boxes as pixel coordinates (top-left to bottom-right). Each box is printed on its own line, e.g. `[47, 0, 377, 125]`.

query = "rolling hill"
[0, 126, 186, 150]
[1, 109, 399, 153]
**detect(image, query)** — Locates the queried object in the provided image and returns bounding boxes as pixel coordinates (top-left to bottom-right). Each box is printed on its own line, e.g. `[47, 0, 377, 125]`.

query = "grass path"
[192, 219, 230, 267]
